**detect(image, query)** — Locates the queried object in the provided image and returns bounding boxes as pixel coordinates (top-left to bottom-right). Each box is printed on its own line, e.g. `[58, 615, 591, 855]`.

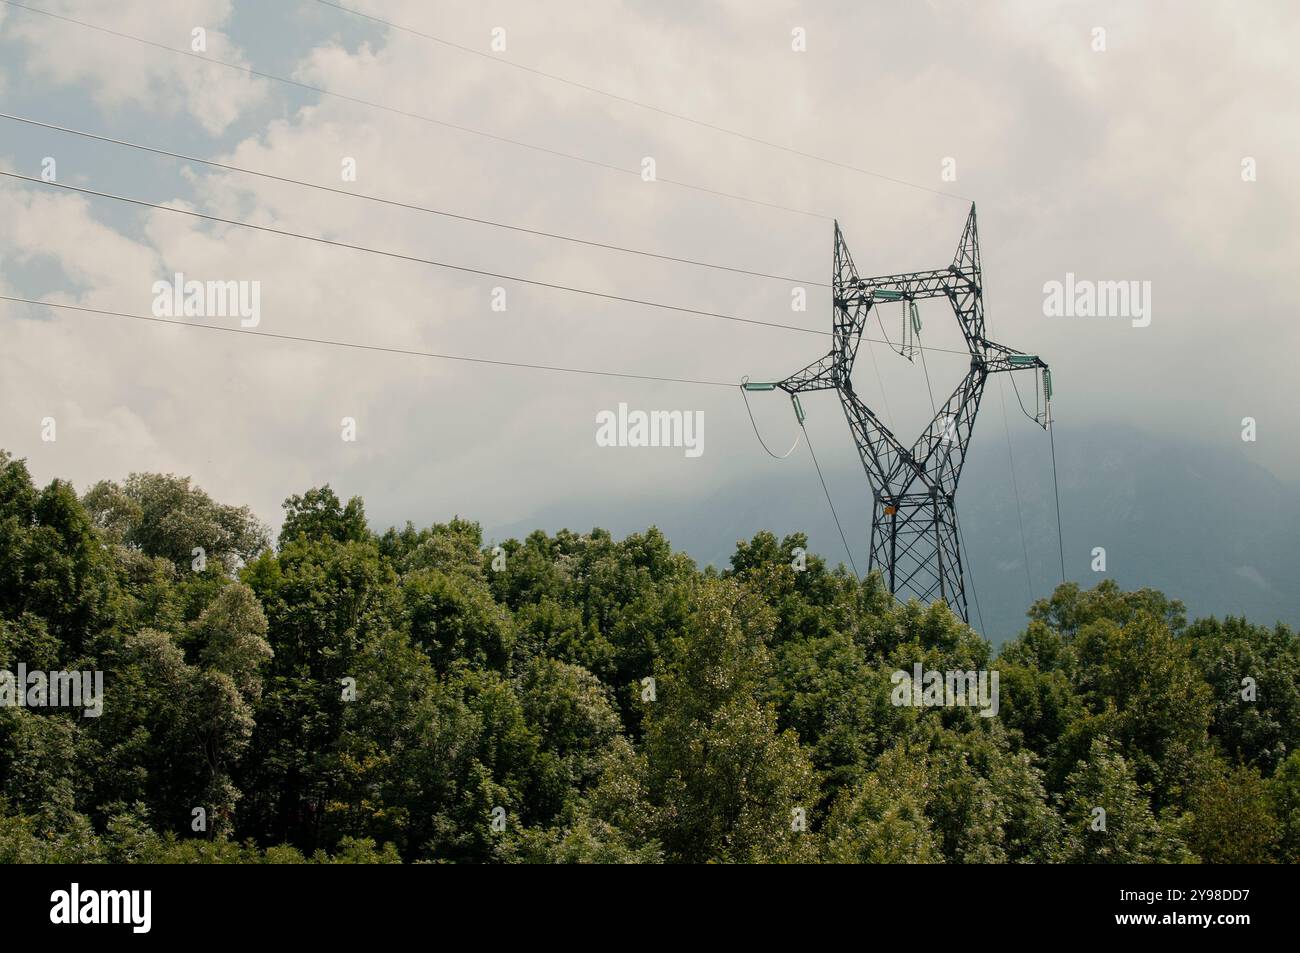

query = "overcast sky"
[1, 0, 1296, 549]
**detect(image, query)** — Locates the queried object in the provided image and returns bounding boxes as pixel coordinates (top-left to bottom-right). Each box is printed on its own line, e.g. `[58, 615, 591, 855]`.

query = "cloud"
[5, 0, 266, 135]
[1, 0, 1298, 541]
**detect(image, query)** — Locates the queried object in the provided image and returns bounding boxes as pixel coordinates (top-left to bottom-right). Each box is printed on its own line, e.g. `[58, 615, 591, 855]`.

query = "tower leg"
[869, 494, 968, 622]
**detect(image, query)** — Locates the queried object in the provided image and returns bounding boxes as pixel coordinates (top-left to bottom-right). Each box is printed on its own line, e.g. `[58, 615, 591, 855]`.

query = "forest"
[1, 447, 1297, 864]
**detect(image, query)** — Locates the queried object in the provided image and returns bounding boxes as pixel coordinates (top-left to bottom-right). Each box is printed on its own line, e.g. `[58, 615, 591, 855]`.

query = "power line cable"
[0, 170, 823, 337]
[874, 305, 904, 358]
[1, 170, 978, 355]
[998, 376, 1034, 603]
[0, 112, 828, 287]
[0, 0, 827, 220]
[1007, 367, 1045, 427]
[860, 334, 896, 429]
[984, 296, 1046, 605]
[918, 337, 939, 418]
[0, 294, 736, 387]
[739, 384, 801, 459]
[954, 511, 986, 636]
[1049, 415, 1067, 585]
[312, 0, 972, 203]
[799, 416, 859, 579]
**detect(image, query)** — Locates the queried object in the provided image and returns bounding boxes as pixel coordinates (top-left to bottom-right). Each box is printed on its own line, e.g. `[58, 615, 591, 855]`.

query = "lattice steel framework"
[757, 204, 1049, 621]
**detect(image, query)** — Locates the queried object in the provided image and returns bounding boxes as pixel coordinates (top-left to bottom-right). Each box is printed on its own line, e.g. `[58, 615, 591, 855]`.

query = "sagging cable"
[740, 378, 804, 459]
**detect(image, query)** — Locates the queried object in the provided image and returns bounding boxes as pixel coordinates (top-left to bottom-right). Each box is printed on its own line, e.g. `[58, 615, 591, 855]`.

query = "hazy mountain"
[487, 421, 1300, 644]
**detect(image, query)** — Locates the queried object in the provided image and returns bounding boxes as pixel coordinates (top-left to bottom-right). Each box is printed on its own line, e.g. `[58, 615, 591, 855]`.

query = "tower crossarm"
[980, 338, 1049, 376]
[836, 267, 970, 308]
[979, 338, 1053, 428]
[777, 351, 839, 393]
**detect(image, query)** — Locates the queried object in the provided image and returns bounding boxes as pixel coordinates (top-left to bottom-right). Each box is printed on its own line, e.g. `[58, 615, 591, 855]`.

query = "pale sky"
[1, 0, 1296, 552]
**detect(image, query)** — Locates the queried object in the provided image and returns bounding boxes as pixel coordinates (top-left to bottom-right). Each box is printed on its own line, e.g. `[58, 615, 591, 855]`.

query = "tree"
[1056, 738, 1191, 863]
[1068, 615, 1212, 807]
[278, 486, 369, 547]
[83, 472, 268, 570]
[378, 517, 486, 580]
[1184, 759, 1279, 863]
[238, 524, 402, 850]
[822, 743, 942, 863]
[3, 449, 1294, 865]
[191, 583, 273, 702]
[1, 457, 118, 652]
[727, 530, 856, 646]
[1267, 750, 1300, 862]
[771, 631, 897, 796]
[518, 657, 620, 793]
[91, 629, 257, 837]
[640, 579, 819, 863]
[402, 568, 514, 672]
[1185, 617, 1300, 773]
[1029, 579, 1186, 638]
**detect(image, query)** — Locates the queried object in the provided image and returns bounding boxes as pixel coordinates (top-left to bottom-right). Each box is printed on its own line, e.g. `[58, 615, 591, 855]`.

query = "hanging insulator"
[1042, 367, 1053, 400]
[909, 300, 921, 334]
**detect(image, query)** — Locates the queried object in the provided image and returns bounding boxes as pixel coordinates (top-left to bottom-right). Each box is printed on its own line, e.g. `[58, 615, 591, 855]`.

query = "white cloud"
[1, 0, 1298, 536]
[6, 0, 266, 134]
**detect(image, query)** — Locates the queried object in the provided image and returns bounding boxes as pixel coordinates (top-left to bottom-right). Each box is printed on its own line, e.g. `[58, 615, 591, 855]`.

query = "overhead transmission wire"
[0, 113, 828, 288]
[1007, 366, 1044, 426]
[918, 340, 939, 418]
[312, 0, 972, 205]
[982, 295, 1038, 613]
[0, 170, 976, 356]
[799, 416, 859, 579]
[954, 513, 986, 637]
[985, 287, 1064, 595]
[1008, 364, 1068, 584]
[1049, 417, 1066, 585]
[999, 377, 1035, 603]
[860, 335, 896, 431]
[0, 294, 736, 387]
[0, 170, 820, 337]
[951, 466, 986, 638]
[0, 0, 825, 221]
[739, 382, 801, 459]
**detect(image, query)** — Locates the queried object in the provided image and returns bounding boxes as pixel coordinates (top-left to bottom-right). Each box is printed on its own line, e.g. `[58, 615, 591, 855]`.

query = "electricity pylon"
[746, 204, 1050, 622]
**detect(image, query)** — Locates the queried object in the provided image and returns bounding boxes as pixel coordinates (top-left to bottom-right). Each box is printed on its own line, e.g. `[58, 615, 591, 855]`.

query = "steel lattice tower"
[748, 204, 1050, 622]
